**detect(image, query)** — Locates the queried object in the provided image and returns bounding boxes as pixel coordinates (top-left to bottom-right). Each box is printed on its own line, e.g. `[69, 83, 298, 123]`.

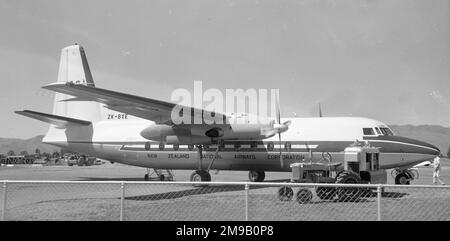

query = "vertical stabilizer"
[52, 44, 102, 122]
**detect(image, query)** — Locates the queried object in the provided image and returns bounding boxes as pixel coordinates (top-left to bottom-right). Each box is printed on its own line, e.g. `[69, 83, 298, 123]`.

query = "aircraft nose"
[394, 136, 440, 156]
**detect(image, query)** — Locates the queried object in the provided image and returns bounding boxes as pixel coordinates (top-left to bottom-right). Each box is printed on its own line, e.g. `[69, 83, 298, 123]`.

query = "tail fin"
[52, 44, 102, 122]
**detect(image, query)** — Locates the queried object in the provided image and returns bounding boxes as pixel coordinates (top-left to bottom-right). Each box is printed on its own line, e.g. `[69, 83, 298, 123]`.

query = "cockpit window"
[363, 128, 375, 135]
[379, 127, 394, 136]
[375, 127, 381, 135]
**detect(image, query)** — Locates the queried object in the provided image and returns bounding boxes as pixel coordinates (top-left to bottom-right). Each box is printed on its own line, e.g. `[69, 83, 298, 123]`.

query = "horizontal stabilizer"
[15, 110, 91, 128]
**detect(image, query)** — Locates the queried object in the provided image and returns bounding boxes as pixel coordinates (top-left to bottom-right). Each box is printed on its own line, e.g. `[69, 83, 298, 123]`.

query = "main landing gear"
[248, 170, 265, 182]
[190, 170, 211, 182]
[189, 144, 220, 183]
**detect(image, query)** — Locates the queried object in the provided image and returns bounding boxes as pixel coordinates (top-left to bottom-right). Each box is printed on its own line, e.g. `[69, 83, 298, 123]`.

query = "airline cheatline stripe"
[59, 139, 438, 155]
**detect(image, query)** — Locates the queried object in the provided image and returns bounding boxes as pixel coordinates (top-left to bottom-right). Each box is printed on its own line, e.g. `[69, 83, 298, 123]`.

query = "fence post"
[120, 182, 125, 221]
[1, 181, 7, 221]
[245, 184, 249, 221]
[377, 185, 382, 221]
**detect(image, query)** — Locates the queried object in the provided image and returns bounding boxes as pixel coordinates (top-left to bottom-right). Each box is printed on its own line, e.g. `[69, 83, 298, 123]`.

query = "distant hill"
[1, 125, 450, 156]
[0, 135, 60, 155]
[389, 125, 450, 156]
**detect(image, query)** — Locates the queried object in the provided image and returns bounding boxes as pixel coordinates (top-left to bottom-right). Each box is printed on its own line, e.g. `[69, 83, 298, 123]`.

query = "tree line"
[1, 148, 69, 159]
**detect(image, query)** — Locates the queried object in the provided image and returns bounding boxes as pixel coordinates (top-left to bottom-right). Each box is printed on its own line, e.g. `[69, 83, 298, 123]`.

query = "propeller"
[259, 89, 291, 168]
[274, 90, 291, 169]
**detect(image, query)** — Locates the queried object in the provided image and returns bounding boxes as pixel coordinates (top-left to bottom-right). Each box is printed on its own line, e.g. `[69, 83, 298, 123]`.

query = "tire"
[296, 188, 313, 204]
[278, 186, 294, 201]
[316, 186, 336, 200]
[205, 171, 211, 182]
[335, 171, 362, 202]
[395, 173, 410, 185]
[159, 174, 165, 181]
[248, 171, 265, 182]
[190, 170, 211, 186]
[144, 174, 149, 181]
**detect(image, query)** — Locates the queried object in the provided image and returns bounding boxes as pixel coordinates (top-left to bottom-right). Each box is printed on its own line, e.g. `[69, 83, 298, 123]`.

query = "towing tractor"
[278, 142, 387, 204]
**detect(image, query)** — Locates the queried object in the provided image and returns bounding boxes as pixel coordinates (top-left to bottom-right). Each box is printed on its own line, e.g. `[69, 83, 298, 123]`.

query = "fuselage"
[43, 116, 440, 172]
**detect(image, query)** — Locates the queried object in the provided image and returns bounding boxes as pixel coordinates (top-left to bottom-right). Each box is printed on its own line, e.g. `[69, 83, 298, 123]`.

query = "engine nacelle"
[140, 116, 279, 144]
[140, 125, 175, 141]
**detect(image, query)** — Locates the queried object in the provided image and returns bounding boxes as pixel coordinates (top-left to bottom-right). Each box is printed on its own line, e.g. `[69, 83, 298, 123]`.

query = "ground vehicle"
[278, 141, 386, 204]
[93, 159, 103, 165]
[66, 155, 78, 166]
[66, 155, 95, 166]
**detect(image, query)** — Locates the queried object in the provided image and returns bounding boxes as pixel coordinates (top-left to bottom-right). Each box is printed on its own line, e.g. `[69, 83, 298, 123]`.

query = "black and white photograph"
[0, 0, 449, 229]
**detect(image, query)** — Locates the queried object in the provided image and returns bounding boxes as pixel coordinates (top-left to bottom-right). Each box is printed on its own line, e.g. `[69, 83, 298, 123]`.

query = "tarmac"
[0, 160, 449, 184]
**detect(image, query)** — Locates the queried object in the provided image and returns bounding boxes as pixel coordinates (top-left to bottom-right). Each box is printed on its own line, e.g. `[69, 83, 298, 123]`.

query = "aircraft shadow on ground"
[79, 177, 150, 182]
[124, 179, 292, 201]
[78, 177, 291, 201]
[124, 185, 272, 201]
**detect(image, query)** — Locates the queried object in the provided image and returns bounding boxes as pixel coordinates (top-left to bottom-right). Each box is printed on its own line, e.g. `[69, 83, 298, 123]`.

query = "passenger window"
[234, 143, 241, 151]
[363, 128, 375, 135]
[219, 142, 225, 151]
[285, 142, 291, 151]
[267, 142, 274, 151]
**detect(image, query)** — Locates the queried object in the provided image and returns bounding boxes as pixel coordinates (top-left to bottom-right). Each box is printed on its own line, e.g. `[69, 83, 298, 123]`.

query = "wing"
[15, 110, 91, 129]
[43, 82, 228, 125]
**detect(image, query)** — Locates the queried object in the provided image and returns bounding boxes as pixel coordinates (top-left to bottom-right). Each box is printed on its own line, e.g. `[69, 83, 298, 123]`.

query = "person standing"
[432, 154, 445, 185]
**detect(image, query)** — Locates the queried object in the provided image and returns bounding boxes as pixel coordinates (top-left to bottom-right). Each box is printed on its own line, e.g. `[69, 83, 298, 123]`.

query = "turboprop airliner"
[16, 44, 440, 185]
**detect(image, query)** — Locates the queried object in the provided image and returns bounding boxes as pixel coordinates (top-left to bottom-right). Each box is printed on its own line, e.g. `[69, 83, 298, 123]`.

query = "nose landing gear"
[391, 168, 418, 185]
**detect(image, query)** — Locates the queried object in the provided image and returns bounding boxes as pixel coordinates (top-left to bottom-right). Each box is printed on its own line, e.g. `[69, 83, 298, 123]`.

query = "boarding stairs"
[147, 168, 174, 181]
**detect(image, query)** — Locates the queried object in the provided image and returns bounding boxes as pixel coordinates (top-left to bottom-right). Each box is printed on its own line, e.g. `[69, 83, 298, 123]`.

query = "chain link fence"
[1, 181, 449, 221]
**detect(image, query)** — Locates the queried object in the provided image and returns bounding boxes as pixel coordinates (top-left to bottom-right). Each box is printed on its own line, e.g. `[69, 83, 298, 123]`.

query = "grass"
[4, 185, 450, 221]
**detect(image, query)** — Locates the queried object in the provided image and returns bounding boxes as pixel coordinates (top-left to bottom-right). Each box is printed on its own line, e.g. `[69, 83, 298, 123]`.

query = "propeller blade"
[274, 89, 287, 169]
[275, 89, 281, 124]
[278, 132, 283, 168]
[319, 103, 323, 117]
[283, 120, 292, 127]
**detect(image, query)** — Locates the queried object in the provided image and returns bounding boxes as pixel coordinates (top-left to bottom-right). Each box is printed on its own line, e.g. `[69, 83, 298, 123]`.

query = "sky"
[0, 0, 448, 139]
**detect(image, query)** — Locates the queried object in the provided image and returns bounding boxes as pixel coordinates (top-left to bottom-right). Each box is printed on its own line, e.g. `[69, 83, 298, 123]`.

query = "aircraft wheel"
[159, 174, 165, 181]
[190, 170, 211, 186]
[395, 173, 410, 185]
[296, 188, 313, 204]
[248, 170, 265, 182]
[278, 186, 294, 201]
[144, 174, 149, 181]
